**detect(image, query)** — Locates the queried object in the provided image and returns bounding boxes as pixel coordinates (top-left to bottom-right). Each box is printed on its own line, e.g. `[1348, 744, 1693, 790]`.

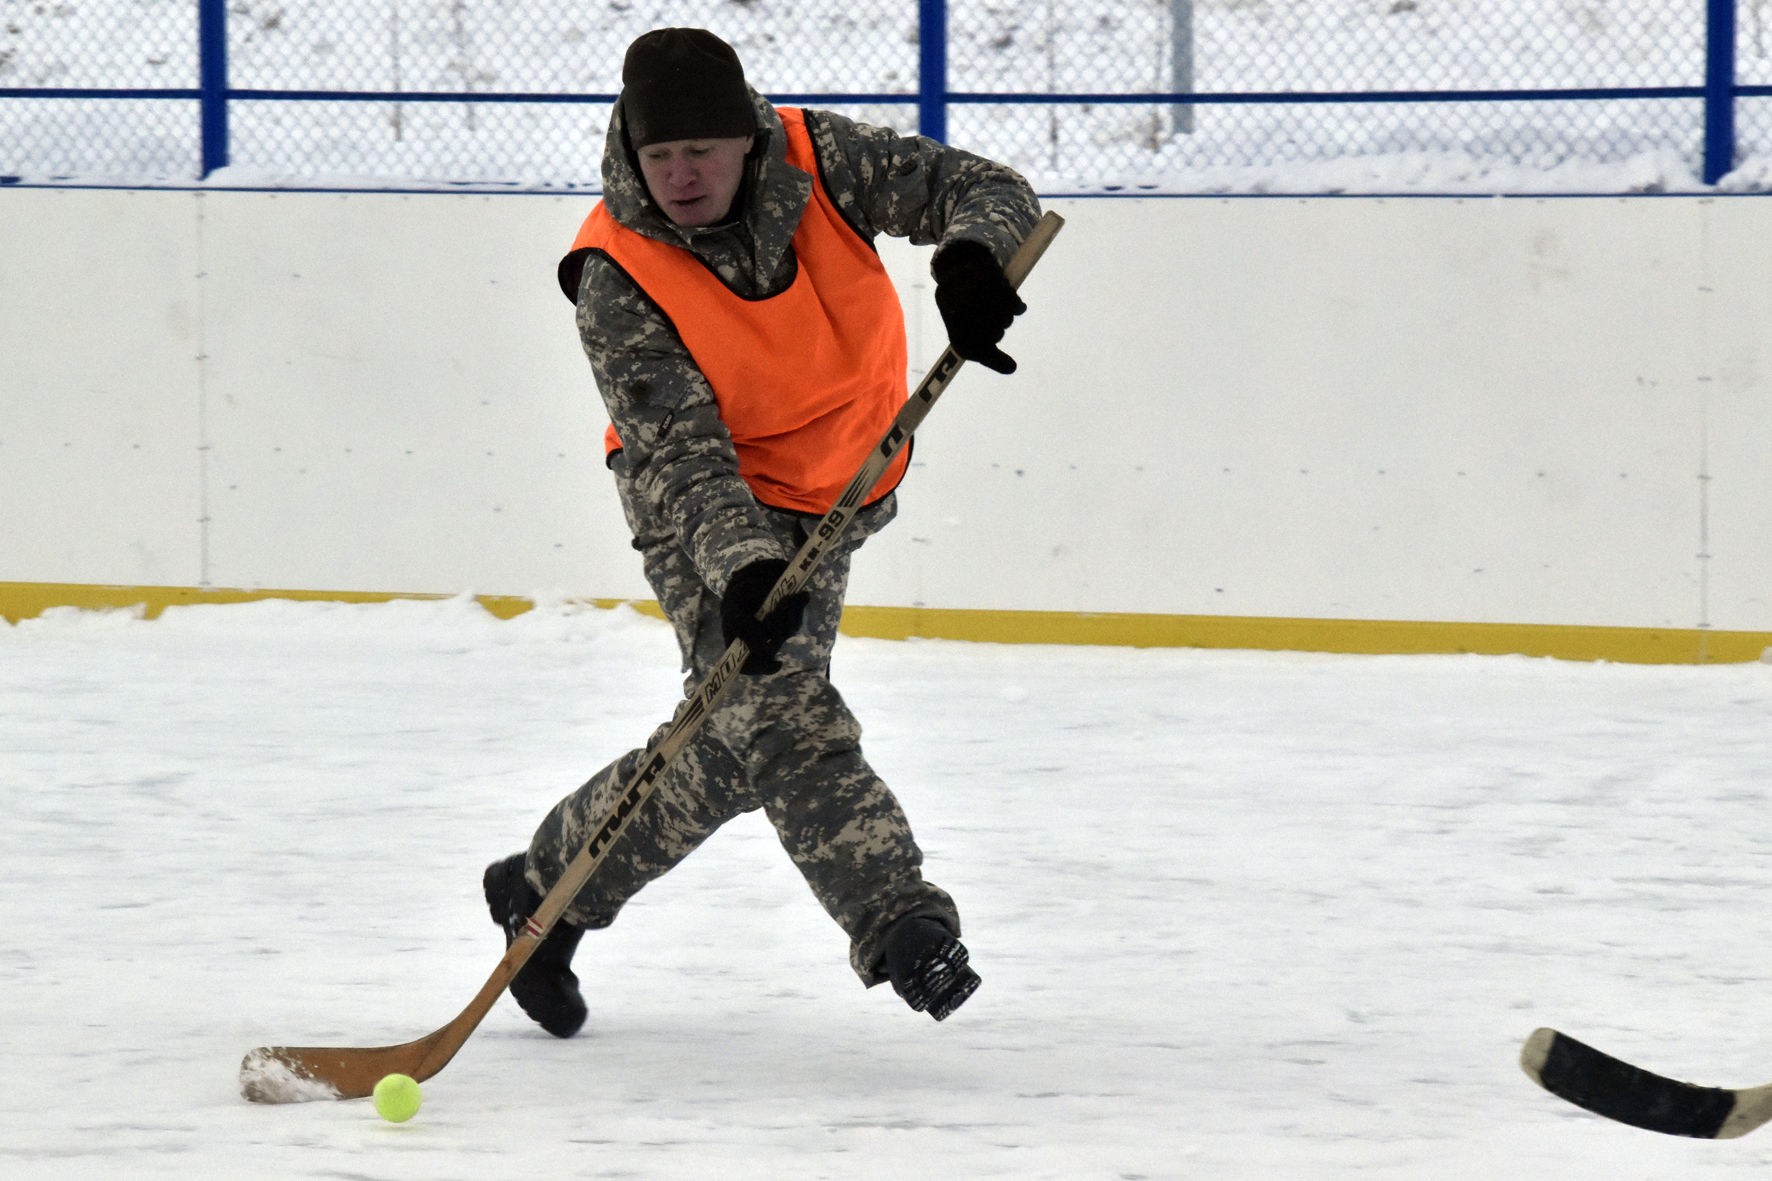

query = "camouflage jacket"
[564, 87, 1040, 597]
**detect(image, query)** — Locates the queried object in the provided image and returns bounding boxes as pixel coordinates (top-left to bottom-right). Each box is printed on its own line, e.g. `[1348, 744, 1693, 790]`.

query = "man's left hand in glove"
[932, 240, 1027, 375]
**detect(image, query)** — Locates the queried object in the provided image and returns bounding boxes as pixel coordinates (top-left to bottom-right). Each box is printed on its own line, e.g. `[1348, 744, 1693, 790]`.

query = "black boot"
[483, 853, 588, 1038]
[881, 915, 980, 1021]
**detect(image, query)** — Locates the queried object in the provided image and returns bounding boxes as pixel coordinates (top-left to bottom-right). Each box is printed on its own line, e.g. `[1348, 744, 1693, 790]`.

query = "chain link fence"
[1, 0, 1766, 191]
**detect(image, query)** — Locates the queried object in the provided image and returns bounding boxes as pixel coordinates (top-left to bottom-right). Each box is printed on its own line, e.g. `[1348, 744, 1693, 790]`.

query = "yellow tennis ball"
[372, 1073, 422, 1123]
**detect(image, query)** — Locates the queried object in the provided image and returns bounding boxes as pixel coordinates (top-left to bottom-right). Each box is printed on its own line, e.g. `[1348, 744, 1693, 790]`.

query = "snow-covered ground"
[2, 0, 1769, 190]
[3, 596, 1771, 1177]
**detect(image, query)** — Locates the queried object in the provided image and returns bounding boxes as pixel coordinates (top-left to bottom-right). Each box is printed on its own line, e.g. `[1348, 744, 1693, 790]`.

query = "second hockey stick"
[1521, 1026, 1772, 1138]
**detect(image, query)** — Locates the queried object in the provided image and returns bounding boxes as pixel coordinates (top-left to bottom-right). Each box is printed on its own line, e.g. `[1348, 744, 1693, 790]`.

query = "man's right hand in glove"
[719, 559, 810, 676]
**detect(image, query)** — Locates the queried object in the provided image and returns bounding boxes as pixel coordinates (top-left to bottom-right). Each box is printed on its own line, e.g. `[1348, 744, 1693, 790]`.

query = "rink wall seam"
[4, 582, 1769, 664]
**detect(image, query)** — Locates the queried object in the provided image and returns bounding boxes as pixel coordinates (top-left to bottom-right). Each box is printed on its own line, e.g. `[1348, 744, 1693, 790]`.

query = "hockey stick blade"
[242, 920, 543, 1102]
[239, 211, 1066, 1105]
[1521, 1027, 1772, 1139]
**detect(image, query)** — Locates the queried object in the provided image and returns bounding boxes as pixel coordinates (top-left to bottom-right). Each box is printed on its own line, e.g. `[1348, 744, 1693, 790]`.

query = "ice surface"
[2, 596, 1770, 1177]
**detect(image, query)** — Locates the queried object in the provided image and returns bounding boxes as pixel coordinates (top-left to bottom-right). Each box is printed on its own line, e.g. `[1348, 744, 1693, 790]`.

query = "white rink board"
[2, 186, 1769, 632]
[0, 189, 206, 585]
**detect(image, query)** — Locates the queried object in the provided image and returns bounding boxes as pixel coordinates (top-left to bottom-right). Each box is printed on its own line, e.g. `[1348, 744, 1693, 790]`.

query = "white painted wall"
[3, 187, 1768, 631]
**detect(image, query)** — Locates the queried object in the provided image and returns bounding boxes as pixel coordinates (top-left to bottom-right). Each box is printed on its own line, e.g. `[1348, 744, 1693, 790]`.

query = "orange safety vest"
[566, 108, 910, 515]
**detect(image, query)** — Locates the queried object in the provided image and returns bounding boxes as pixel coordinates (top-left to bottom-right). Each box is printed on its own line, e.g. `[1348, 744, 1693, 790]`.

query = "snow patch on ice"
[238, 1049, 342, 1105]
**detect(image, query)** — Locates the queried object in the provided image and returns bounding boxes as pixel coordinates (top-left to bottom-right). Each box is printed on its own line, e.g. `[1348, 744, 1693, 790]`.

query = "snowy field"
[4, 0, 1770, 190]
[2, 596, 1771, 1178]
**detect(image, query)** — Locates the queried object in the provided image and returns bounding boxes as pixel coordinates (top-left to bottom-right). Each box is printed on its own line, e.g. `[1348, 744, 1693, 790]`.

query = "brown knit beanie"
[620, 28, 755, 149]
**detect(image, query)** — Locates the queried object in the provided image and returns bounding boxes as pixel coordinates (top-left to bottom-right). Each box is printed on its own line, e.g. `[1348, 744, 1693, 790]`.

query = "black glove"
[719, 559, 810, 676]
[932, 241, 1026, 375]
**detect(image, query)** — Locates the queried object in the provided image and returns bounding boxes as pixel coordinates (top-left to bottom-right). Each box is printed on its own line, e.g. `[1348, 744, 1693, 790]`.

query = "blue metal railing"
[1705, 0, 1739, 182]
[918, 0, 949, 147]
[198, 0, 229, 177]
[1, 0, 1762, 186]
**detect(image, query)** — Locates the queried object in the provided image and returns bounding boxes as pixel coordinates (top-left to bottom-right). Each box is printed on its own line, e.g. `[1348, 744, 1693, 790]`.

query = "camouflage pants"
[524, 459, 959, 985]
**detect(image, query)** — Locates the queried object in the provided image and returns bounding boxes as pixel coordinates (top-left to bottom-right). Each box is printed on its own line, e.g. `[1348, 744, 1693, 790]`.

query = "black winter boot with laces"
[483, 852, 588, 1038]
[881, 915, 980, 1021]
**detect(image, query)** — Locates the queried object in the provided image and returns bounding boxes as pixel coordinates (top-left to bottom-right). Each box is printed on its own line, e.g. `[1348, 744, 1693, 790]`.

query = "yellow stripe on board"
[839, 606, 1772, 665]
[0, 581, 669, 625]
[2, 581, 1769, 665]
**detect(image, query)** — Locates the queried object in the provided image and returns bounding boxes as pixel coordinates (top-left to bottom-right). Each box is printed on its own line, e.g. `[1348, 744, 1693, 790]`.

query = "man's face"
[636, 136, 753, 227]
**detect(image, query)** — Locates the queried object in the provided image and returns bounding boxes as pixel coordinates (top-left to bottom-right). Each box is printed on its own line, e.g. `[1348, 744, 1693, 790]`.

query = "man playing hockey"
[484, 26, 1040, 1035]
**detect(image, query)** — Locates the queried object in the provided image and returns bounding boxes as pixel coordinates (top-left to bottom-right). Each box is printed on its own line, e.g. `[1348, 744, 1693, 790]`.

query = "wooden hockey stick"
[240, 210, 1065, 1103]
[1521, 1027, 1772, 1138]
